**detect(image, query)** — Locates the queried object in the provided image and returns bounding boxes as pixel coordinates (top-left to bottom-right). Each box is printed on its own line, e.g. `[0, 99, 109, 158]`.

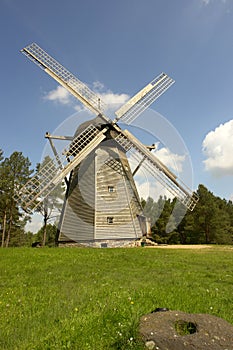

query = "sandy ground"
[146, 244, 233, 250]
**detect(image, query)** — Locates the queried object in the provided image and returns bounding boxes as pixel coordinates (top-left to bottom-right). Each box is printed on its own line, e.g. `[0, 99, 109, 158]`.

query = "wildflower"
[74, 307, 78, 312]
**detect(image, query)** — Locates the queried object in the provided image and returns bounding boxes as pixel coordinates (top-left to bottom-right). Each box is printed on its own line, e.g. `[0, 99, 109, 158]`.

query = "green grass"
[0, 246, 232, 349]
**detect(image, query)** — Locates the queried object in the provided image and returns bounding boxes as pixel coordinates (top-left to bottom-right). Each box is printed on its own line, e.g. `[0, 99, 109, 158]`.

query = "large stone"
[139, 310, 233, 350]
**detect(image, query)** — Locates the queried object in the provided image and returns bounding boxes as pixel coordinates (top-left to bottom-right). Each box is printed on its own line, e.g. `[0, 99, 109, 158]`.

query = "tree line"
[142, 184, 233, 245]
[0, 149, 232, 247]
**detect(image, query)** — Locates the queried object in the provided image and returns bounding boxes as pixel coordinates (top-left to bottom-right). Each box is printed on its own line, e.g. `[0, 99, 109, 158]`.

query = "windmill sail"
[15, 125, 107, 211]
[114, 129, 198, 211]
[21, 43, 108, 118]
[114, 73, 174, 124]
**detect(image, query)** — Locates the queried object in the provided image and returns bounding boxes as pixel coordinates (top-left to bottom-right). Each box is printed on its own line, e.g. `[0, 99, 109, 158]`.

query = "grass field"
[0, 246, 232, 349]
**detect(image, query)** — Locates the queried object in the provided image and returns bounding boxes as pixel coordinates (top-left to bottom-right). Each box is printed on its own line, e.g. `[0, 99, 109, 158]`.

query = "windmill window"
[108, 186, 115, 193]
[107, 217, 114, 224]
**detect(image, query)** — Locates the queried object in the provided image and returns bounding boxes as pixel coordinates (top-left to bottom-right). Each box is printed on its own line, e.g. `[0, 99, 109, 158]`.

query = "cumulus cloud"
[99, 91, 129, 107]
[25, 213, 43, 233]
[44, 86, 71, 105]
[44, 81, 129, 113]
[135, 178, 172, 201]
[92, 80, 129, 110]
[129, 145, 186, 201]
[202, 119, 233, 176]
[153, 147, 185, 174]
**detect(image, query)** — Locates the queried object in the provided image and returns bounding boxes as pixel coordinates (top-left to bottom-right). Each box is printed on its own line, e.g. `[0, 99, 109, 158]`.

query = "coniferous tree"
[0, 152, 33, 247]
[35, 223, 57, 246]
[142, 184, 233, 245]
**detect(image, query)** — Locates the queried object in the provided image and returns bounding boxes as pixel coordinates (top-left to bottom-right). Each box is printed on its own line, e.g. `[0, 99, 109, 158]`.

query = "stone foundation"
[58, 239, 136, 248]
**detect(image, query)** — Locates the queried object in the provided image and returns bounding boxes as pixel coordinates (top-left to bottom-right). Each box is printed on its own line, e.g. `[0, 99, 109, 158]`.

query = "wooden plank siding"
[58, 143, 143, 243]
[58, 155, 95, 242]
[95, 146, 142, 240]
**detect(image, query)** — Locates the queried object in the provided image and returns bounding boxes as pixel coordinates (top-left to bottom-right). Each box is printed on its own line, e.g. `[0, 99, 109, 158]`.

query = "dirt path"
[146, 244, 233, 250]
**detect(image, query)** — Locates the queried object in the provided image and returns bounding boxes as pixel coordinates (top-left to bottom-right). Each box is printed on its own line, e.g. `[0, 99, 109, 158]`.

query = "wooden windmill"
[16, 43, 198, 246]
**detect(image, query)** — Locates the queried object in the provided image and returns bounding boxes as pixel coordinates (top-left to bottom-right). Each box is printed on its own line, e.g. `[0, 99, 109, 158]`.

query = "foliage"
[143, 185, 233, 245]
[35, 223, 57, 246]
[0, 246, 232, 349]
[0, 151, 33, 247]
[35, 156, 64, 246]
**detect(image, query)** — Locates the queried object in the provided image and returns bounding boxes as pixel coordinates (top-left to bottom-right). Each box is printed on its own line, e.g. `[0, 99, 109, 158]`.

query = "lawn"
[0, 246, 232, 349]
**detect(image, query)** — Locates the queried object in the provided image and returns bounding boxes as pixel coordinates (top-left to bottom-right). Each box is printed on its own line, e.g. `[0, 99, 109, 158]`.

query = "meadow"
[0, 246, 232, 349]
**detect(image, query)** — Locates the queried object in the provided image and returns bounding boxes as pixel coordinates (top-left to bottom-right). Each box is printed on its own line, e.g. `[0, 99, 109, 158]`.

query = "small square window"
[108, 186, 115, 193]
[107, 217, 114, 224]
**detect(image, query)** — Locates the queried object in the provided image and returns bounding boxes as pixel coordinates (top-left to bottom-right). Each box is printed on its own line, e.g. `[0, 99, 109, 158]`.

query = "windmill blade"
[114, 129, 198, 211]
[15, 125, 107, 212]
[114, 73, 174, 124]
[21, 43, 108, 118]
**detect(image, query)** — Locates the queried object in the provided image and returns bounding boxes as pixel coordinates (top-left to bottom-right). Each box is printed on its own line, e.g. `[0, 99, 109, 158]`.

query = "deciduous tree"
[35, 156, 65, 246]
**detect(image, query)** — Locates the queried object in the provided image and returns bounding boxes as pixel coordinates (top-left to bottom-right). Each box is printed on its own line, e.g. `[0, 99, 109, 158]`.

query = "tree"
[211, 196, 233, 244]
[0, 149, 3, 162]
[35, 156, 65, 246]
[177, 185, 233, 245]
[142, 184, 233, 245]
[0, 152, 33, 247]
[35, 223, 57, 246]
[151, 198, 174, 243]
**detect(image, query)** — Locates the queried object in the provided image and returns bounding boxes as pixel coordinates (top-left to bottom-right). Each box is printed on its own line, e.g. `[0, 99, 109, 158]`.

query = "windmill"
[16, 43, 198, 246]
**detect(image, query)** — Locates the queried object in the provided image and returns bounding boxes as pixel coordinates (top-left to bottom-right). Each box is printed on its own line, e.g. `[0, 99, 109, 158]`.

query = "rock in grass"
[139, 310, 233, 350]
[145, 340, 156, 349]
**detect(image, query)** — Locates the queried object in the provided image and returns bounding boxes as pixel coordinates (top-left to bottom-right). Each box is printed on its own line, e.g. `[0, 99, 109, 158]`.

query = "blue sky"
[1, 0, 233, 203]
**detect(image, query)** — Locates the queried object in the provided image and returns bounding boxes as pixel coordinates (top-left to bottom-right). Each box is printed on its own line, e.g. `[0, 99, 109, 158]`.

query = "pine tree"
[0, 152, 33, 247]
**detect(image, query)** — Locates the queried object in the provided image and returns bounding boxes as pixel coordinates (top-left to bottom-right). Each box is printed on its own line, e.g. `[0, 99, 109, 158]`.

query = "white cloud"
[99, 91, 129, 108]
[153, 147, 185, 174]
[44, 81, 129, 114]
[93, 80, 129, 110]
[202, 119, 233, 176]
[44, 86, 71, 105]
[25, 213, 43, 233]
[129, 145, 186, 201]
[135, 178, 172, 201]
